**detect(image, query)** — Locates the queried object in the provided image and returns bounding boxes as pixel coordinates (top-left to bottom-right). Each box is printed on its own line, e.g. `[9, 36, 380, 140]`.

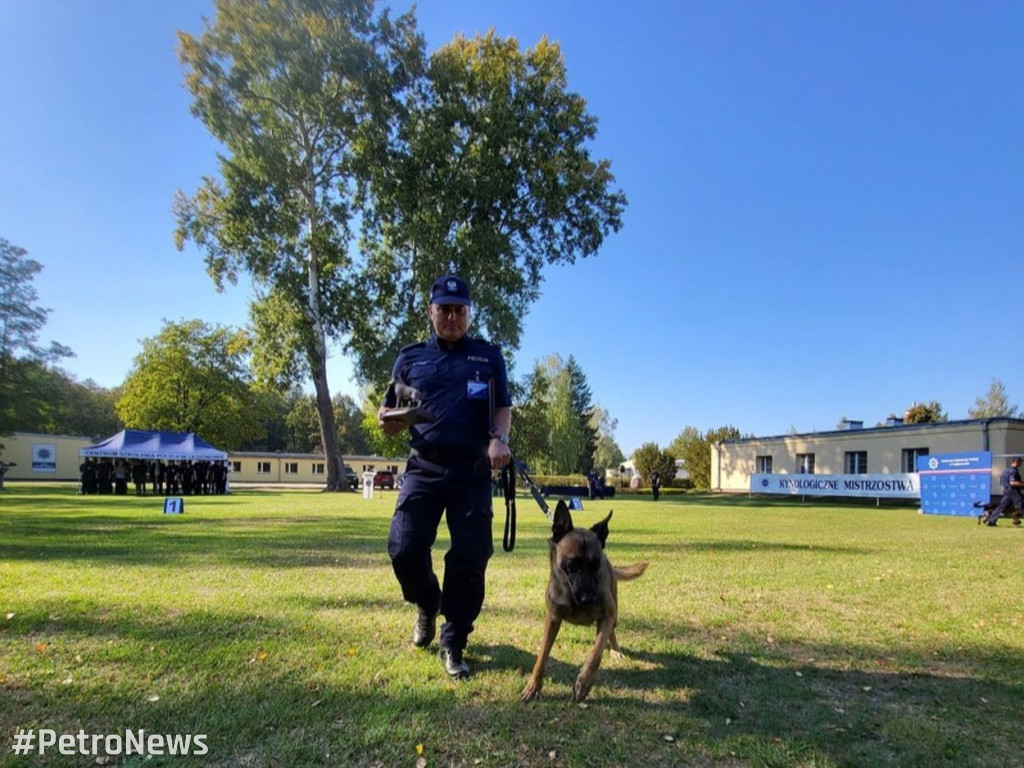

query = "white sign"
[163, 498, 185, 514]
[751, 473, 920, 499]
[32, 443, 57, 473]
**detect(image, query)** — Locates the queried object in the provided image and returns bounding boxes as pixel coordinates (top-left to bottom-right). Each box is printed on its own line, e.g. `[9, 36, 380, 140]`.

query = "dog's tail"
[614, 562, 649, 581]
[973, 500, 996, 510]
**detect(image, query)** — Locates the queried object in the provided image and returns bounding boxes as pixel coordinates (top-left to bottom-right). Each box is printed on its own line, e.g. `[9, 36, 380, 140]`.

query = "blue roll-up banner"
[917, 452, 991, 516]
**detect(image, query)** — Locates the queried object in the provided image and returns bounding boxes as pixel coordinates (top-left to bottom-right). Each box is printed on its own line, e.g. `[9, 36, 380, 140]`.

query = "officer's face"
[429, 303, 470, 342]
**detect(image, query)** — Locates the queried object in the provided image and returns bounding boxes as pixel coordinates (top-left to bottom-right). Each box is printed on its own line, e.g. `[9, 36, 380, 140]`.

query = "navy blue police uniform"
[986, 461, 1023, 525]
[384, 331, 512, 653]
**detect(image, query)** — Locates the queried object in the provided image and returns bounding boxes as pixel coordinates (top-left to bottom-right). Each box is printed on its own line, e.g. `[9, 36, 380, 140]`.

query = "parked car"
[373, 470, 395, 490]
[344, 465, 359, 490]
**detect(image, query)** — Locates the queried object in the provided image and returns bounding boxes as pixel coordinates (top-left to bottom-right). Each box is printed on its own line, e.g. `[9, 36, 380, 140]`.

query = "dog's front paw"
[572, 674, 594, 703]
[521, 678, 543, 703]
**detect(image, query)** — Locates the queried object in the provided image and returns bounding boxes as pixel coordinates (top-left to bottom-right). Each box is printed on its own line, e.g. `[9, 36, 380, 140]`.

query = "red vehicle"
[373, 470, 395, 490]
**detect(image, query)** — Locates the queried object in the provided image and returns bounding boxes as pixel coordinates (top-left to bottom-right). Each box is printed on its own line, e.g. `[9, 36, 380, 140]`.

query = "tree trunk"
[311, 357, 346, 491]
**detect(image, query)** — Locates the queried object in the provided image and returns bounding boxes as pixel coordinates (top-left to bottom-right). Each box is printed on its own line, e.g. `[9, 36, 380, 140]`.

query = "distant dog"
[521, 500, 648, 703]
[974, 500, 1022, 526]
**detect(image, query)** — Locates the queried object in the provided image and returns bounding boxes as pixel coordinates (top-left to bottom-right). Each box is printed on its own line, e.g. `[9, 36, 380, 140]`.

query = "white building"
[710, 417, 1024, 497]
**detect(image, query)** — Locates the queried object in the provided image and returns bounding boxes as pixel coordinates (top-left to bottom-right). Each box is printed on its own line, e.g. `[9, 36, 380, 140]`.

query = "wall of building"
[227, 452, 405, 484]
[711, 419, 1024, 495]
[0, 433, 95, 481]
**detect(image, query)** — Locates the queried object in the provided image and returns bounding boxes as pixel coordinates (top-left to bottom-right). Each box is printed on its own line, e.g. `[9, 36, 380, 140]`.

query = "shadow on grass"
[0, 512, 389, 570]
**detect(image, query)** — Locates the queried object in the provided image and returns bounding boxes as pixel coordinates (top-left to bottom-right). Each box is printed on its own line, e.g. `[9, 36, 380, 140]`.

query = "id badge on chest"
[467, 380, 490, 400]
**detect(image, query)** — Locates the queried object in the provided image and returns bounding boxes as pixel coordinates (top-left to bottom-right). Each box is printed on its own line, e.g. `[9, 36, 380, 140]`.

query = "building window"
[756, 455, 773, 474]
[845, 451, 868, 474]
[312, 463, 325, 475]
[284, 462, 299, 474]
[902, 447, 929, 473]
[257, 461, 271, 474]
[796, 454, 815, 474]
[231, 461, 241, 473]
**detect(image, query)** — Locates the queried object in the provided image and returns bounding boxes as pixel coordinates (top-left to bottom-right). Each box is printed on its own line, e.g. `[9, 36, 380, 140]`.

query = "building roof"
[720, 417, 1024, 445]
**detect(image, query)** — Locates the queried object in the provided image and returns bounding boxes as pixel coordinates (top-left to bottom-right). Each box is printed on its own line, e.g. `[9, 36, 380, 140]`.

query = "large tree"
[348, 30, 627, 387]
[631, 442, 676, 487]
[174, 0, 420, 489]
[514, 355, 599, 475]
[566, 355, 598, 474]
[590, 405, 624, 473]
[669, 424, 742, 490]
[0, 239, 73, 442]
[175, 3, 625, 490]
[968, 379, 1019, 419]
[116, 319, 263, 449]
[510, 364, 552, 473]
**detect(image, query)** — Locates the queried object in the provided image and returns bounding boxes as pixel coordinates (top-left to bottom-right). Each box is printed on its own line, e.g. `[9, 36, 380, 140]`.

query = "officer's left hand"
[488, 438, 511, 470]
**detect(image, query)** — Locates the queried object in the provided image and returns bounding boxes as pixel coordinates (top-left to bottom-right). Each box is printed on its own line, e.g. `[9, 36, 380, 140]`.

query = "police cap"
[430, 275, 472, 306]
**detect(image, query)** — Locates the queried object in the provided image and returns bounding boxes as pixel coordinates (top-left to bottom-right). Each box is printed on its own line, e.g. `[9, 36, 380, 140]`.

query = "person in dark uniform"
[650, 470, 661, 501]
[379, 274, 512, 680]
[131, 461, 147, 496]
[982, 456, 1024, 526]
[80, 458, 97, 495]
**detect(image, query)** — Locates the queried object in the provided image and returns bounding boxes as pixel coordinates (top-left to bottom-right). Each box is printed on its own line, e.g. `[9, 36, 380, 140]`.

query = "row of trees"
[4, 235, 1019, 486]
[2, 245, 620, 471]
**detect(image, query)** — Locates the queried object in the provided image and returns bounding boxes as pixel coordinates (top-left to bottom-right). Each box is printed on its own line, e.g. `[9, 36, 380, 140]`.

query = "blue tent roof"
[78, 429, 228, 461]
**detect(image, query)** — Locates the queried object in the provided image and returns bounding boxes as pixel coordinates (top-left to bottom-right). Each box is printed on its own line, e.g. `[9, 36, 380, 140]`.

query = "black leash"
[501, 455, 552, 552]
[501, 463, 517, 552]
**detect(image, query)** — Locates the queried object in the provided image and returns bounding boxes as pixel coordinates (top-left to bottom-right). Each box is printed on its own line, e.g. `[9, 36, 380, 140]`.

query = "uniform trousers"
[988, 487, 1024, 524]
[387, 453, 494, 651]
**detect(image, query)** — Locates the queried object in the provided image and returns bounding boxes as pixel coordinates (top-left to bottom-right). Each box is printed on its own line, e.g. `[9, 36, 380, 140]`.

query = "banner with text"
[917, 451, 991, 517]
[751, 473, 920, 499]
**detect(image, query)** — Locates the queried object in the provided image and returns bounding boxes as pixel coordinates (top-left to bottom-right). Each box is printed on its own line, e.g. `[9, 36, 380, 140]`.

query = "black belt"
[410, 446, 485, 464]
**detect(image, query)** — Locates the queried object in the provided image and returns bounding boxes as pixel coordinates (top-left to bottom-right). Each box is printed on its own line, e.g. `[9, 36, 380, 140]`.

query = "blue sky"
[1, 1, 1021, 455]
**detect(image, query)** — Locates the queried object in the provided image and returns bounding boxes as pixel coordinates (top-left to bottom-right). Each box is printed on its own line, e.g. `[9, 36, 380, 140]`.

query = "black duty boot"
[412, 603, 439, 648]
[438, 645, 471, 679]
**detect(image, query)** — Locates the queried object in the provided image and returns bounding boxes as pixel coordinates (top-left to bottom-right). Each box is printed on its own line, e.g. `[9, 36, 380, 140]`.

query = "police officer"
[983, 456, 1024, 526]
[379, 274, 512, 679]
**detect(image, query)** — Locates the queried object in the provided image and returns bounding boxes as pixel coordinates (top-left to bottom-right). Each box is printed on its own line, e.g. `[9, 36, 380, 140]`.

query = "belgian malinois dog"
[521, 500, 649, 703]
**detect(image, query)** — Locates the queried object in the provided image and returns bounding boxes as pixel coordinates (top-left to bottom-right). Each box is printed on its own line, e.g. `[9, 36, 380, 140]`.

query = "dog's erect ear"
[552, 500, 573, 542]
[590, 509, 613, 548]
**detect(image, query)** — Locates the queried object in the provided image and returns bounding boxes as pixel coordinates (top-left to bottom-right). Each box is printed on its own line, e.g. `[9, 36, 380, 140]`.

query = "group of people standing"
[79, 458, 229, 496]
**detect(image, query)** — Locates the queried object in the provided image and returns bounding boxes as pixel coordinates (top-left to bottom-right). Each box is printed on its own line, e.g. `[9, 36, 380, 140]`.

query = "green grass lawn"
[1, 484, 1022, 767]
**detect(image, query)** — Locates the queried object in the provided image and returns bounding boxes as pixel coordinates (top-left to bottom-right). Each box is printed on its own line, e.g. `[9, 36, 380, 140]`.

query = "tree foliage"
[510, 366, 552, 472]
[904, 401, 947, 425]
[116, 319, 263, 449]
[361, 388, 409, 458]
[591, 405, 624, 472]
[0, 239, 74, 440]
[511, 355, 600, 474]
[669, 424, 742, 490]
[632, 442, 676, 487]
[968, 379, 1019, 419]
[348, 29, 627, 388]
